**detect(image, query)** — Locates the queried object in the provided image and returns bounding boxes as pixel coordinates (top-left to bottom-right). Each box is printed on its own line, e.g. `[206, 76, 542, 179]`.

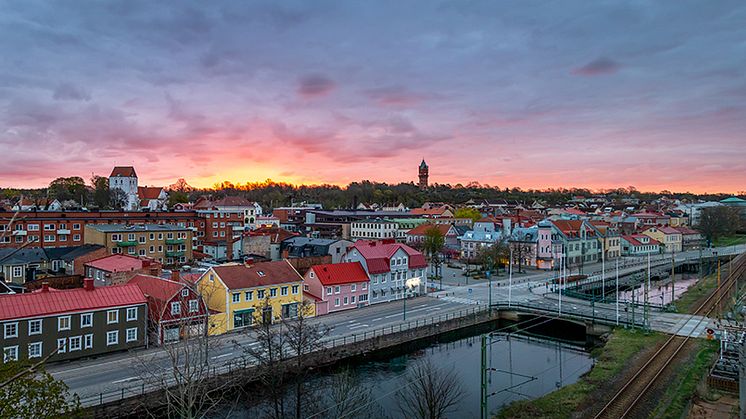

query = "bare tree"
[324, 368, 386, 419]
[396, 359, 464, 419]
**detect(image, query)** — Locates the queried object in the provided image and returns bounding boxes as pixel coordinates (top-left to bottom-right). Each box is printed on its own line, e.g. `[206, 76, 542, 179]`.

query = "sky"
[1, 1, 745, 194]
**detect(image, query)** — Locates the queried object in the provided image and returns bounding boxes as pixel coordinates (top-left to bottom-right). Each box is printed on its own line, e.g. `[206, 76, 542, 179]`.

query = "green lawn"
[675, 273, 717, 314]
[713, 234, 746, 247]
[495, 329, 664, 419]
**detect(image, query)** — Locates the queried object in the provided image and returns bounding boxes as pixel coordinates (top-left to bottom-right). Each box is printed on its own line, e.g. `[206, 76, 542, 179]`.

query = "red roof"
[623, 234, 660, 247]
[411, 207, 449, 216]
[194, 196, 255, 209]
[85, 254, 150, 273]
[247, 226, 298, 243]
[674, 226, 699, 235]
[110, 166, 137, 177]
[350, 240, 427, 274]
[0, 284, 146, 321]
[406, 223, 455, 237]
[138, 186, 164, 200]
[310, 262, 369, 286]
[128, 274, 183, 304]
[210, 260, 302, 290]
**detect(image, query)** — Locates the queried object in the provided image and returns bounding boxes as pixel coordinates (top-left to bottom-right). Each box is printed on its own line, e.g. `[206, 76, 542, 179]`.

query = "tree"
[454, 207, 482, 222]
[0, 360, 81, 418]
[477, 241, 510, 276]
[698, 206, 742, 245]
[396, 359, 464, 419]
[48, 176, 86, 204]
[168, 191, 189, 208]
[90, 175, 110, 209]
[422, 226, 445, 281]
[109, 187, 128, 209]
[323, 368, 384, 419]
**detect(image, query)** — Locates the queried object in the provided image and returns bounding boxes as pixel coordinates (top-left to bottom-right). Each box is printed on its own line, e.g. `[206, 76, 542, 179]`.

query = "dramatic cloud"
[0, 1, 745, 193]
[572, 58, 622, 76]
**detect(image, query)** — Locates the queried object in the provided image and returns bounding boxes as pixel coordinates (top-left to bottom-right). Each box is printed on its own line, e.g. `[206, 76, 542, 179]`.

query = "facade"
[405, 223, 460, 248]
[589, 221, 621, 260]
[0, 279, 147, 363]
[536, 220, 603, 273]
[0, 210, 201, 250]
[418, 159, 428, 189]
[0, 245, 107, 288]
[243, 227, 298, 261]
[459, 218, 502, 260]
[303, 262, 370, 315]
[84, 224, 193, 266]
[675, 226, 704, 250]
[12, 197, 62, 212]
[85, 254, 162, 287]
[641, 226, 683, 253]
[351, 219, 400, 240]
[128, 275, 208, 345]
[280, 237, 352, 264]
[138, 187, 168, 211]
[632, 212, 671, 227]
[508, 227, 538, 269]
[109, 166, 139, 211]
[197, 260, 305, 335]
[342, 240, 427, 305]
[194, 196, 263, 245]
[621, 234, 661, 256]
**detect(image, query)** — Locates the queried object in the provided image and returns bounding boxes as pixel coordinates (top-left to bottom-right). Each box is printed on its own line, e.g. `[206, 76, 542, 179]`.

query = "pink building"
[303, 262, 370, 315]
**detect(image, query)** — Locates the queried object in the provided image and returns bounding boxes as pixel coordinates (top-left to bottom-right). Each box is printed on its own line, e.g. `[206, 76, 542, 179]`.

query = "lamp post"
[508, 247, 513, 307]
[402, 277, 421, 321]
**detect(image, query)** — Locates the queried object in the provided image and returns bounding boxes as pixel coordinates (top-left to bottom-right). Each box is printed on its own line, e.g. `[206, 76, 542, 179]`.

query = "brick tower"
[418, 159, 429, 189]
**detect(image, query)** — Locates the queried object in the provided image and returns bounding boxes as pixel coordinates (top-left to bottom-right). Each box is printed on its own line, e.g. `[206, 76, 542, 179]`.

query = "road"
[50, 244, 745, 406]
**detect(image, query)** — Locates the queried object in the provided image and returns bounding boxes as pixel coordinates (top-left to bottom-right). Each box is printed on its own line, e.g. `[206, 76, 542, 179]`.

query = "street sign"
[468, 288, 473, 295]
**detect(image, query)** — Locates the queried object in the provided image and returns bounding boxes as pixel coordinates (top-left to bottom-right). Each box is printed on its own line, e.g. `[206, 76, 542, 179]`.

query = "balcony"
[166, 250, 185, 258]
[12, 230, 27, 236]
[57, 229, 71, 235]
[165, 238, 184, 245]
[116, 241, 138, 247]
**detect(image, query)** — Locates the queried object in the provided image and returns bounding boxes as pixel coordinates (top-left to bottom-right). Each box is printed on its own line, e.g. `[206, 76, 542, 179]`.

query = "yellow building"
[641, 226, 683, 253]
[197, 260, 307, 335]
[84, 223, 193, 266]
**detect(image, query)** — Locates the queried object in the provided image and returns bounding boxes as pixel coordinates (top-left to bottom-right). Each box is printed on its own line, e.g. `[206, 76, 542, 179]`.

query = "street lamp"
[402, 277, 421, 321]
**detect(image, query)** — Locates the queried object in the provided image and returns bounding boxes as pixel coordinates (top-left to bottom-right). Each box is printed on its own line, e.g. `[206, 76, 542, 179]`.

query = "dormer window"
[257, 271, 265, 277]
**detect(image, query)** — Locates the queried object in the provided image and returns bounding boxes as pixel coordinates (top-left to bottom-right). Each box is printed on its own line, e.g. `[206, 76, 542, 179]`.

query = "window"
[334, 298, 340, 307]
[126, 328, 137, 342]
[107, 310, 119, 324]
[126, 307, 138, 321]
[326, 287, 332, 295]
[351, 284, 356, 292]
[128, 233, 135, 241]
[343, 297, 348, 305]
[73, 223, 81, 230]
[171, 302, 181, 315]
[359, 294, 368, 302]
[138, 249, 146, 256]
[73, 234, 81, 241]
[149, 245, 155, 253]
[181, 289, 189, 297]
[11, 266, 22, 278]
[362, 282, 367, 290]
[44, 224, 55, 231]
[269, 288, 277, 297]
[149, 233, 155, 240]
[351, 295, 356, 304]
[28, 319, 42, 335]
[3, 346, 18, 362]
[107, 331, 119, 346]
[3, 322, 18, 339]
[57, 338, 67, 353]
[257, 289, 265, 299]
[188, 300, 199, 312]
[27, 224, 39, 231]
[232, 293, 240, 303]
[58, 316, 71, 331]
[291, 285, 299, 294]
[138, 236, 146, 244]
[281, 286, 288, 296]
[84, 334, 93, 349]
[112, 233, 122, 241]
[334, 286, 341, 294]
[245, 291, 253, 301]
[69, 336, 82, 351]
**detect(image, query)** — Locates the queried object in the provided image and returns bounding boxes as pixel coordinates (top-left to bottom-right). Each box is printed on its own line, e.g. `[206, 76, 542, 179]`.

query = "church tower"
[418, 159, 429, 189]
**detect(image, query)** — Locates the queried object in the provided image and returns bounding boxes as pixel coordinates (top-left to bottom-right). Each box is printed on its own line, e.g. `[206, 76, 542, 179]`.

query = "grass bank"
[649, 339, 719, 419]
[675, 273, 717, 314]
[495, 328, 664, 419]
[713, 234, 746, 248]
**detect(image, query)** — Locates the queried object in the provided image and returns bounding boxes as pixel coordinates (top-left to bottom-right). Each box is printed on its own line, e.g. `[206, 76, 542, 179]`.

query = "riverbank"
[495, 328, 664, 419]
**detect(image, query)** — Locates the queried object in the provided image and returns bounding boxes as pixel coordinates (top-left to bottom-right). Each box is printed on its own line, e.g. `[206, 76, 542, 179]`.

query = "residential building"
[0, 279, 147, 363]
[42, 244, 108, 276]
[674, 226, 704, 250]
[410, 206, 454, 218]
[138, 187, 168, 211]
[508, 227, 538, 269]
[85, 254, 162, 286]
[303, 262, 370, 315]
[0, 245, 107, 288]
[459, 218, 502, 260]
[128, 275, 208, 345]
[0, 210, 201, 250]
[536, 220, 603, 273]
[351, 219, 399, 240]
[280, 237, 352, 264]
[342, 240, 427, 305]
[84, 224, 193, 266]
[109, 166, 139, 211]
[12, 197, 62, 212]
[242, 226, 298, 261]
[193, 196, 263, 244]
[197, 260, 306, 335]
[405, 223, 460, 248]
[621, 234, 661, 256]
[641, 226, 683, 253]
[632, 211, 671, 227]
[589, 221, 621, 259]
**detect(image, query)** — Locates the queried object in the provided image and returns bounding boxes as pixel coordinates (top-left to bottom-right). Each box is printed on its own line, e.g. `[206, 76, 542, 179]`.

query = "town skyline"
[1, 2, 745, 194]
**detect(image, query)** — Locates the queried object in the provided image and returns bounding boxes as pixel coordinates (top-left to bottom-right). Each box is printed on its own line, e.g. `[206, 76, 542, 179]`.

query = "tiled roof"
[351, 240, 427, 274]
[406, 223, 454, 236]
[310, 262, 369, 286]
[194, 196, 255, 209]
[128, 274, 183, 304]
[623, 234, 660, 247]
[248, 226, 298, 244]
[211, 260, 302, 290]
[138, 186, 164, 200]
[85, 254, 150, 273]
[411, 208, 447, 216]
[110, 166, 137, 177]
[0, 284, 146, 321]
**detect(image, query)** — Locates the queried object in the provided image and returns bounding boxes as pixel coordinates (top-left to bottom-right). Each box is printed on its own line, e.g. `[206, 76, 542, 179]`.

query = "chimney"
[41, 282, 50, 293]
[83, 278, 95, 291]
[172, 269, 181, 283]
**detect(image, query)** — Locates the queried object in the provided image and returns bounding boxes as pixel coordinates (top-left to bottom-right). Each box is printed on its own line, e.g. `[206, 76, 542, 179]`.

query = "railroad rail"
[592, 252, 746, 419]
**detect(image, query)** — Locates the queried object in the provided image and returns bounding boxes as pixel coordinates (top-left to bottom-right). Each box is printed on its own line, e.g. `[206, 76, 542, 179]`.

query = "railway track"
[592, 252, 746, 419]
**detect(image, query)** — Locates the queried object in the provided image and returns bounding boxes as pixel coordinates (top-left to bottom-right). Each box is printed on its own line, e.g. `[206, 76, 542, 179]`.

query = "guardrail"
[490, 301, 642, 328]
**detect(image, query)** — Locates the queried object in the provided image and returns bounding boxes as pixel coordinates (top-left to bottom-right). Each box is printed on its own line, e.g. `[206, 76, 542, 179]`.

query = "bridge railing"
[490, 301, 644, 328]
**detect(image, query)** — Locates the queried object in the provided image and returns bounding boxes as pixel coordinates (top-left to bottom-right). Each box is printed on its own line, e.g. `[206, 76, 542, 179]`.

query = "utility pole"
[602, 244, 606, 303]
[480, 334, 488, 419]
[717, 259, 722, 317]
[645, 253, 651, 330]
[739, 336, 746, 419]
[616, 258, 619, 325]
[508, 248, 513, 307]
[671, 251, 675, 307]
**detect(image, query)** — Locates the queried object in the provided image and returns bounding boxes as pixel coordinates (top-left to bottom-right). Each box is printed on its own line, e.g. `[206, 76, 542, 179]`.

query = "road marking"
[211, 352, 233, 359]
[112, 376, 138, 384]
[371, 317, 383, 322]
[246, 342, 259, 347]
[349, 324, 369, 330]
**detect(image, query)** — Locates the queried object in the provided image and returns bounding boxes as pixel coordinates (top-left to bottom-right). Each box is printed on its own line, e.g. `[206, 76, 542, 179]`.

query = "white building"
[109, 166, 139, 211]
[351, 219, 399, 240]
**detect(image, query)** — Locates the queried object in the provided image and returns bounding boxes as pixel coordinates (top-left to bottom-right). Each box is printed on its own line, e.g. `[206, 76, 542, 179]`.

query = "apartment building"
[84, 224, 193, 266]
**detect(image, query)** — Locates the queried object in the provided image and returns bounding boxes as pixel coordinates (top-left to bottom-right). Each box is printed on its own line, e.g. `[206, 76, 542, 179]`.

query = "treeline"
[2, 177, 741, 211]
